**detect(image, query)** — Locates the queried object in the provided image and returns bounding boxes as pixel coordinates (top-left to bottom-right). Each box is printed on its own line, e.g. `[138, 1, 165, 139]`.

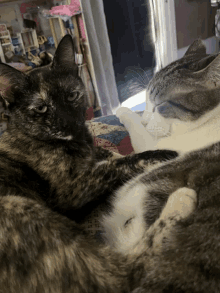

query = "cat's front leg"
[146, 187, 197, 254]
[93, 144, 177, 172]
[116, 107, 156, 153]
[113, 150, 178, 171]
[55, 149, 178, 222]
[93, 146, 123, 162]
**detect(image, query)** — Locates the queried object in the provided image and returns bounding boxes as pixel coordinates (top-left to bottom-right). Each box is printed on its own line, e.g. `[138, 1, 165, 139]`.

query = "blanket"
[86, 114, 136, 156]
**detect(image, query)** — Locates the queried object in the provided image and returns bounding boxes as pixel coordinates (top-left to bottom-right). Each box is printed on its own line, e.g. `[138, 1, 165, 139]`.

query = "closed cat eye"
[34, 105, 48, 113]
[68, 92, 79, 102]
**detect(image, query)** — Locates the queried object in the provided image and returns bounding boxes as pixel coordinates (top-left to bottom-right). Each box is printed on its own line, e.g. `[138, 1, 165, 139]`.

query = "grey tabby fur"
[104, 39, 220, 292]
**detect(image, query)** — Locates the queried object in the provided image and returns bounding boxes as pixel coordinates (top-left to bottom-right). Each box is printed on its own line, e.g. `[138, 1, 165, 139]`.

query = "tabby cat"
[104, 39, 220, 292]
[117, 39, 220, 155]
[0, 34, 184, 292]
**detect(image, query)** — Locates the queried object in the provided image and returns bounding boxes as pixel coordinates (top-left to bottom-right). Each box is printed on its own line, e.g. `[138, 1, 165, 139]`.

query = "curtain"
[79, 0, 120, 116]
[149, 0, 178, 72]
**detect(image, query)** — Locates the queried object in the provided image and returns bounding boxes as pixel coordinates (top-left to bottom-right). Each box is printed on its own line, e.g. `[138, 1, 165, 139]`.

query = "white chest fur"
[102, 177, 147, 255]
[107, 102, 220, 254]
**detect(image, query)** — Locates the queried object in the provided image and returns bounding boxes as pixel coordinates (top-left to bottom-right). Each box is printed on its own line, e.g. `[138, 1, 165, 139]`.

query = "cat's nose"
[151, 96, 162, 111]
[154, 96, 162, 106]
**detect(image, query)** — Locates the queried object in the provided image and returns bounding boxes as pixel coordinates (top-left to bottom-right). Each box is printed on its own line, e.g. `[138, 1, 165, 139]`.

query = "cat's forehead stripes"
[147, 40, 220, 122]
[27, 92, 50, 110]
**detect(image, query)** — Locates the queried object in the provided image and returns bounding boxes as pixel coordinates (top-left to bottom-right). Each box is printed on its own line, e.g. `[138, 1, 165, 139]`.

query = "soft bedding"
[86, 113, 140, 156]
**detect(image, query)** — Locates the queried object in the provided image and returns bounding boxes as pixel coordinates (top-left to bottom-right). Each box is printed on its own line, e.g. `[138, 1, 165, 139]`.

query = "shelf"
[21, 29, 34, 33]
[25, 45, 37, 49]
[0, 27, 14, 63]
[20, 29, 39, 52]
[1, 43, 11, 46]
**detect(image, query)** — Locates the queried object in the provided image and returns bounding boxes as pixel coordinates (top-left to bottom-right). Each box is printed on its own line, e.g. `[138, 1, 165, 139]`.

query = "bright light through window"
[121, 90, 146, 110]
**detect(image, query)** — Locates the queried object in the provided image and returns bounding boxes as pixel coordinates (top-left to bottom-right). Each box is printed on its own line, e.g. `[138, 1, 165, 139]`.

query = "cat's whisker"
[127, 69, 148, 87]
[129, 67, 152, 84]
[128, 83, 145, 94]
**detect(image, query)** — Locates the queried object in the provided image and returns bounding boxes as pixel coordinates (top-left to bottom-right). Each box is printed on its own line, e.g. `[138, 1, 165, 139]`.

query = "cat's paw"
[116, 107, 133, 117]
[135, 150, 178, 169]
[110, 152, 124, 160]
[116, 107, 134, 125]
[161, 187, 197, 220]
[116, 107, 144, 130]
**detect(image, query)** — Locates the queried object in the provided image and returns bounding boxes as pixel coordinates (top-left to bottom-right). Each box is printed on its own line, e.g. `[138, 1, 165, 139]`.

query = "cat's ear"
[184, 39, 206, 56]
[0, 63, 26, 103]
[193, 54, 220, 87]
[52, 34, 78, 72]
[201, 54, 220, 79]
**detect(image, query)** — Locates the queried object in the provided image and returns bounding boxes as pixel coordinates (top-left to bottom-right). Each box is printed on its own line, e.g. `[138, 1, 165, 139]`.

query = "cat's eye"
[34, 105, 47, 113]
[68, 91, 79, 102]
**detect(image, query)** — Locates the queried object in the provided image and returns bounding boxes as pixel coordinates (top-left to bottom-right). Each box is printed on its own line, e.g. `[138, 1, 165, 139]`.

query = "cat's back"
[133, 142, 220, 293]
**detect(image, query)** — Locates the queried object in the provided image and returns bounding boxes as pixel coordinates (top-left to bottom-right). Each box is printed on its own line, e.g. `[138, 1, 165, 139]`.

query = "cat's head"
[148, 39, 220, 122]
[0, 35, 87, 142]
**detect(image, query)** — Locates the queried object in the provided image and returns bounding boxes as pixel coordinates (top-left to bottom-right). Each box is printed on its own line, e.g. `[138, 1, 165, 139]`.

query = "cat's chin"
[55, 135, 73, 141]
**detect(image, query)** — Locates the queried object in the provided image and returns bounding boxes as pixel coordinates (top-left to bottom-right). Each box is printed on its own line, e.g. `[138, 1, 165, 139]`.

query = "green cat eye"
[34, 105, 48, 114]
[68, 92, 79, 102]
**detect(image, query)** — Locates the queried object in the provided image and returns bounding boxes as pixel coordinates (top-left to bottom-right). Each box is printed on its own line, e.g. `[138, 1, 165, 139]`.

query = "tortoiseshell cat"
[0, 34, 190, 292]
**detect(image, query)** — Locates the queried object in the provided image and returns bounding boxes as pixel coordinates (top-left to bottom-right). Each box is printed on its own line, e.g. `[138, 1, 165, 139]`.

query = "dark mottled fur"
[0, 35, 178, 292]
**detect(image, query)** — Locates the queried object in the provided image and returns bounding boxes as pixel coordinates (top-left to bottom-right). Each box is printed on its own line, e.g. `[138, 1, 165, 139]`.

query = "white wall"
[0, 7, 16, 27]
